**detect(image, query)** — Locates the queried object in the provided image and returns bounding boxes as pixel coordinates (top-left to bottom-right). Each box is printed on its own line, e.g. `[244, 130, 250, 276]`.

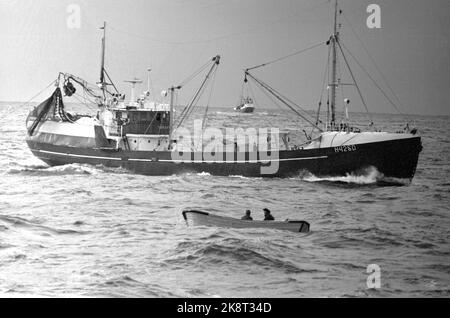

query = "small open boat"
[182, 210, 310, 233]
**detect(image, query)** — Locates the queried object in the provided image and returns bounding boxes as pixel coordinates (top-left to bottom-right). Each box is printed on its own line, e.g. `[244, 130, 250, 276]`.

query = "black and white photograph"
[0, 0, 448, 301]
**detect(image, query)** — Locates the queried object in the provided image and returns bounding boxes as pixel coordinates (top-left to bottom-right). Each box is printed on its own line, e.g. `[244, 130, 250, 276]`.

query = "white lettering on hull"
[334, 145, 357, 153]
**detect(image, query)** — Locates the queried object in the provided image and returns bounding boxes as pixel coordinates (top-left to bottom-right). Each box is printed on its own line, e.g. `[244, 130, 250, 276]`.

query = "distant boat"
[182, 210, 310, 233]
[234, 97, 255, 113]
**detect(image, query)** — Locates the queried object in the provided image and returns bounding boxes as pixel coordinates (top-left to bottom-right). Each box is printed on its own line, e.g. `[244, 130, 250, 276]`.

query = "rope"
[336, 40, 373, 124]
[315, 44, 332, 131]
[103, 68, 120, 94]
[175, 60, 216, 125]
[237, 78, 246, 106]
[201, 69, 217, 132]
[338, 53, 346, 123]
[259, 78, 320, 127]
[176, 58, 219, 129]
[72, 92, 98, 112]
[249, 78, 315, 142]
[246, 41, 326, 72]
[178, 60, 212, 87]
[341, 11, 406, 115]
[64, 74, 102, 100]
[20, 80, 56, 109]
[246, 72, 323, 132]
[106, 1, 329, 46]
[245, 80, 274, 129]
[143, 113, 158, 135]
[249, 77, 290, 124]
[340, 42, 404, 117]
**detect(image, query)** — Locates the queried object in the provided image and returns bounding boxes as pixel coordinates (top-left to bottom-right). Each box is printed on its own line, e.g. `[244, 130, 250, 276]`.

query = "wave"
[376, 176, 411, 186]
[301, 166, 409, 186]
[95, 275, 179, 297]
[0, 243, 14, 249]
[6, 163, 104, 176]
[314, 226, 407, 250]
[228, 175, 257, 180]
[215, 111, 235, 115]
[165, 240, 317, 275]
[0, 214, 88, 236]
[302, 166, 381, 184]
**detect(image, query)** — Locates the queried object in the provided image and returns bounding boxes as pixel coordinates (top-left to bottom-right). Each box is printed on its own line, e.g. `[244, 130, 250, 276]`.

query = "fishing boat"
[25, 1, 421, 181]
[234, 97, 255, 113]
[182, 210, 310, 233]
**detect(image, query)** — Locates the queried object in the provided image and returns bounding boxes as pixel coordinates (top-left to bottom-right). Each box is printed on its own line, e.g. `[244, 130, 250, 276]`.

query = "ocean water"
[0, 101, 449, 297]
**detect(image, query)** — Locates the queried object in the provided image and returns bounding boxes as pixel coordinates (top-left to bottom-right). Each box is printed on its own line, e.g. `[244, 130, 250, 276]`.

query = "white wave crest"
[302, 166, 382, 185]
[7, 163, 103, 176]
[197, 172, 212, 176]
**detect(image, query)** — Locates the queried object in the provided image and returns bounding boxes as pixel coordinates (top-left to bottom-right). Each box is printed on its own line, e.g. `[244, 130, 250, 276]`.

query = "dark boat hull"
[26, 136, 422, 180]
[234, 105, 255, 113]
[240, 107, 254, 113]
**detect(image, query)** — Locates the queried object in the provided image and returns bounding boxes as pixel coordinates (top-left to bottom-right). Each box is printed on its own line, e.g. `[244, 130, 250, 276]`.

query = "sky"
[0, 0, 449, 116]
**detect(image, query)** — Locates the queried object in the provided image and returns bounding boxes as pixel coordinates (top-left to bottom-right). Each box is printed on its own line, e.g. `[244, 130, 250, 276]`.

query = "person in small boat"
[263, 208, 275, 221]
[241, 210, 253, 221]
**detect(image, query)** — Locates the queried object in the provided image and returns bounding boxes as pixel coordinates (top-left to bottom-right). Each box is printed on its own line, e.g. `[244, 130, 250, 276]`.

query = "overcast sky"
[0, 0, 449, 115]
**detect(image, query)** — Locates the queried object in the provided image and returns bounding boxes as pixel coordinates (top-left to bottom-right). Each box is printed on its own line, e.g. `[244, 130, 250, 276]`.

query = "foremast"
[329, 0, 339, 129]
[99, 22, 107, 99]
[97, 22, 119, 104]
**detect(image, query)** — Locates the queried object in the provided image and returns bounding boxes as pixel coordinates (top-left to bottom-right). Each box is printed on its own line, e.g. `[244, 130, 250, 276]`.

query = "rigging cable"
[64, 74, 102, 100]
[178, 59, 213, 87]
[20, 80, 57, 109]
[246, 41, 326, 72]
[247, 80, 301, 147]
[175, 59, 216, 124]
[335, 40, 374, 124]
[106, 1, 329, 46]
[246, 72, 323, 132]
[103, 68, 120, 95]
[71, 92, 98, 112]
[340, 42, 406, 118]
[337, 52, 346, 124]
[249, 76, 303, 133]
[316, 43, 331, 127]
[341, 11, 406, 116]
[253, 75, 321, 128]
[176, 57, 220, 129]
[251, 81, 316, 145]
[202, 68, 218, 132]
[237, 77, 246, 105]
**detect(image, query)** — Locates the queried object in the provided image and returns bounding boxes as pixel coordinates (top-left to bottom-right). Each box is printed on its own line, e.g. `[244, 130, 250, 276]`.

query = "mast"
[330, 0, 339, 128]
[99, 22, 106, 98]
[97, 22, 119, 99]
[147, 68, 152, 93]
[169, 87, 175, 138]
[169, 85, 181, 146]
